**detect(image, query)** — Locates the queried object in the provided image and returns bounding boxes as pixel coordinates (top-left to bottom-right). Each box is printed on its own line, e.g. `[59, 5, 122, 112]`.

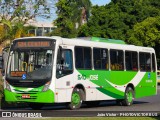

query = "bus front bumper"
[4, 89, 55, 103]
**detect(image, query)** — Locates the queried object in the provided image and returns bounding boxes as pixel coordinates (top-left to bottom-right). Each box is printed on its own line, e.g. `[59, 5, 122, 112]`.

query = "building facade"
[26, 21, 56, 36]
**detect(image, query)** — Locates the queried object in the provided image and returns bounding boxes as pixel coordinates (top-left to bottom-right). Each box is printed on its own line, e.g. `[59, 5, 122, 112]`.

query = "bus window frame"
[110, 49, 124, 71]
[93, 47, 109, 70]
[56, 48, 74, 79]
[74, 46, 92, 70]
[151, 53, 156, 72]
[125, 50, 138, 71]
[139, 52, 151, 72]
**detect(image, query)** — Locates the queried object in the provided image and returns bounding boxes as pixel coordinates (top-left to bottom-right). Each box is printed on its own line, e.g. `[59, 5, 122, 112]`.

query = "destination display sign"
[17, 41, 51, 47]
[10, 38, 56, 50]
[11, 71, 26, 77]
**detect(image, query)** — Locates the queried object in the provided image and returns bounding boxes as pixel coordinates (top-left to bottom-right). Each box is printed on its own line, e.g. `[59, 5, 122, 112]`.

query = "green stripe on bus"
[78, 70, 156, 98]
[97, 88, 124, 99]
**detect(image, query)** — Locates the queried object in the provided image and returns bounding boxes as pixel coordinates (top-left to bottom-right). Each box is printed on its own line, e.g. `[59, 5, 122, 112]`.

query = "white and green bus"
[1, 36, 157, 109]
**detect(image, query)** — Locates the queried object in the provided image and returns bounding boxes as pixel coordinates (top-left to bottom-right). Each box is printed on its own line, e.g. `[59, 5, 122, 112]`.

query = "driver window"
[56, 49, 73, 78]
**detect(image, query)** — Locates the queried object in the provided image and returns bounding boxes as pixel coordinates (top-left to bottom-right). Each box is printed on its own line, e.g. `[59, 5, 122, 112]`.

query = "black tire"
[1, 96, 7, 109]
[68, 88, 84, 110]
[29, 103, 44, 110]
[119, 87, 134, 106]
[116, 99, 123, 106]
[86, 101, 100, 107]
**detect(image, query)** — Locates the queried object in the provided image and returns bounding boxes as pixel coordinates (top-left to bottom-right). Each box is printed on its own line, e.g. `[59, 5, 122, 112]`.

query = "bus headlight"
[42, 81, 50, 92]
[5, 81, 11, 91]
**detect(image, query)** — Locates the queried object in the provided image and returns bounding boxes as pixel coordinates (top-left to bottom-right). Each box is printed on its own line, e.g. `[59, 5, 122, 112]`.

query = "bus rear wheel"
[68, 88, 84, 110]
[29, 103, 44, 110]
[119, 87, 134, 106]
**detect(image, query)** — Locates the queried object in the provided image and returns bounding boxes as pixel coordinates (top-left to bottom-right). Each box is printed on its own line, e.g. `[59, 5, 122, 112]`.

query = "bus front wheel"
[117, 87, 134, 106]
[68, 88, 84, 110]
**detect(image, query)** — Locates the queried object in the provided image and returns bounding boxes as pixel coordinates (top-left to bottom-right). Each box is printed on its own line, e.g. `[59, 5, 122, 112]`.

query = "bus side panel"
[77, 70, 157, 100]
[85, 87, 118, 101]
[55, 88, 73, 103]
[85, 88, 97, 100]
[135, 72, 157, 98]
[77, 70, 126, 100]
[96, 89, 117, 100]
[55, 74, 74, 103]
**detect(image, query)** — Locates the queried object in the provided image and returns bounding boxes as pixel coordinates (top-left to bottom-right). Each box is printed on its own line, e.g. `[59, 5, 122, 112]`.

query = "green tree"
[0, 0, 55, 24]
[77, 0, 92, 22]
[78, 4, 129, 39]
[51, 0, 77, 38]
[0, 20, 36, 46]
[0, 0, 55, 43]
[128, 16, 160, 63]
[51, 0, 92, 38]
[78, 0, 160, 40]
[77, 0, 160, 62]
[128, 17, 160, 47]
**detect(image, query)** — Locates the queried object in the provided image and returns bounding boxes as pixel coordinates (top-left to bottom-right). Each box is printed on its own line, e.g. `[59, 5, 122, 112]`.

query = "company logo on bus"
[78, 74, 98, 80]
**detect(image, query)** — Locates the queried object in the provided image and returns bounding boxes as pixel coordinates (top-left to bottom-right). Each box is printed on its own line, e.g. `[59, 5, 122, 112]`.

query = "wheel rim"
[72, 93, 80, 106]
[127, 91, 133, 103]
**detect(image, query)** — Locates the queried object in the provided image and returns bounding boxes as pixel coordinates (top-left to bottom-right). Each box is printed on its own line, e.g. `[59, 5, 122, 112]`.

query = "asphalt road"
[0, 85, 160, 118]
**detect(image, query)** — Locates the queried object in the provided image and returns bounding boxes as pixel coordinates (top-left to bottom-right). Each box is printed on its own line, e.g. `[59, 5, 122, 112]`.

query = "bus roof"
[62, 37, 154, 53]
[74, 37, 125, 44]
[12, 36, 155, 53]
[91, 37, 126, 44]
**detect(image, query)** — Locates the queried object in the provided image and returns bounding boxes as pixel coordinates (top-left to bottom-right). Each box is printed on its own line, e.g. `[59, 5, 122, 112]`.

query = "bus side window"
[101, 49, 108, 70]
[94, 48, 101, 69]
[139, 53, 145, 71]
[146, 53, 151, 71]
[93, 48, 108, 70]
[84, 47, 92, 69]
[75, 47, 83, 69]
[152, 53, 156, 72]
[139, 52, 151, 72]
[125, 51, 138, 71]
[75, 46, 92, 70]
[62, 50, 73, 71]
[56, 49, 73, 78]
[110, 49, 124, 71]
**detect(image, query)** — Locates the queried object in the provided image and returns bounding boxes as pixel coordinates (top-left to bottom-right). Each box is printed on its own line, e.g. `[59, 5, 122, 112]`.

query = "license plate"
[22, 94, 30, 99]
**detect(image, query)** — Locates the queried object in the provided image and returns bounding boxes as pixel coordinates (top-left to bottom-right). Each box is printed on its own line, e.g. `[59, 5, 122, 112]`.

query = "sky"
[91, 0, 111, 6]
[37, 0, 111, 22]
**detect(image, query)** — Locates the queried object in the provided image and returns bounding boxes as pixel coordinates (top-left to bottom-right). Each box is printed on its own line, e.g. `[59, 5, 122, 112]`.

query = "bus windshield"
[6, 49, 53, 81]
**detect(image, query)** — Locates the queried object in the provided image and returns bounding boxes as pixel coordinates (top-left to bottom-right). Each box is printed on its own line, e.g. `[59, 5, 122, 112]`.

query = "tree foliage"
[52, 0, 77, 38]
[0, 0, 55, 44]
[128, 17, 160, 47]
[0, 0, 55, 24]
[78, 0, 160, 44]
[77, 0, 160, 62]
[51, 0, 92, 38]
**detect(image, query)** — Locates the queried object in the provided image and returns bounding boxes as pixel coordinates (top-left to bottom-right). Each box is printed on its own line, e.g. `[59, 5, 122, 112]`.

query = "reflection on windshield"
[7, 50, 53, 80]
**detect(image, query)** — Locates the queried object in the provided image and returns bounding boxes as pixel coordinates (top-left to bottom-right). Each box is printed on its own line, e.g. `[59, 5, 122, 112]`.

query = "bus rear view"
[4, 37, 56, 109]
